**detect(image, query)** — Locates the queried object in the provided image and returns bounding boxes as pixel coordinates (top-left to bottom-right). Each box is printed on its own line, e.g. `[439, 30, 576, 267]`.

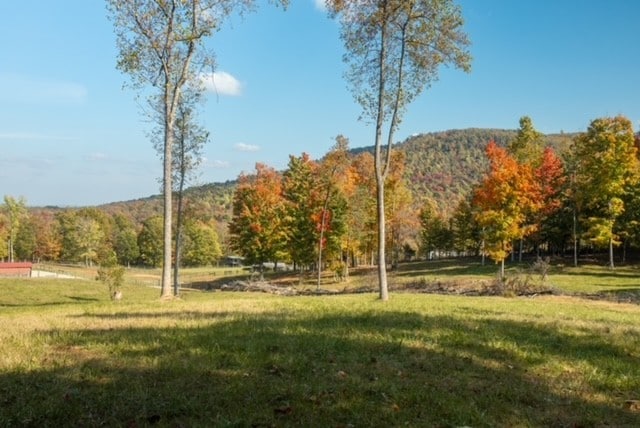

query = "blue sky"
[1, 0, 638, 207]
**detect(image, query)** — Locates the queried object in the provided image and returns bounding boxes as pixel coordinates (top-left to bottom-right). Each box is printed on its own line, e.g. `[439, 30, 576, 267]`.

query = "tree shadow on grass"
[392, 259, 498, 280]
[0, 296, 101, 308]
[1, 310, 639, 427]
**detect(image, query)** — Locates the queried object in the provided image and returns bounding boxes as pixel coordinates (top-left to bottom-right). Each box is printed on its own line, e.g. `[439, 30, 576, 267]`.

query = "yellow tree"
[573, 116, 639, 269]
[315, 136, 352, 287]
[385, 151, 417, 266]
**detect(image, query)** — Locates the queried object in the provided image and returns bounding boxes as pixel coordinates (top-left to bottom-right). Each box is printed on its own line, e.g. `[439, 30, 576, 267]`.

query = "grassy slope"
[1, 271, 639, 427]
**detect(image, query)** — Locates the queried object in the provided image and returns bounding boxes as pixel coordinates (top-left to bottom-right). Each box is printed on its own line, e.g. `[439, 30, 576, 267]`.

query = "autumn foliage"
[473, 140, 541, 273]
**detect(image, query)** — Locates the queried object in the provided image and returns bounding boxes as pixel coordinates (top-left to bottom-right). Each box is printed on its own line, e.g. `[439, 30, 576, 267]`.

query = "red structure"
[0, 262, 33, 277]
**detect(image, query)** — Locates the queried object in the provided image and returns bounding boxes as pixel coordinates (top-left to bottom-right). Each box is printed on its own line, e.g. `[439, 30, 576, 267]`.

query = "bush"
[96, 251, 125, 300]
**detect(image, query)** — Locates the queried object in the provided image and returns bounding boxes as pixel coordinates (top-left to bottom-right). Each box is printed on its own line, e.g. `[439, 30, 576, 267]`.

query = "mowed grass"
[1, 272, 640, 427]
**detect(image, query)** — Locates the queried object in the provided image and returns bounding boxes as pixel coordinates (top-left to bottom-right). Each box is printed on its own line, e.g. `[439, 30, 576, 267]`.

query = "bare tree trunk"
[317, 189, 333, 290]
[375, 173, 388, 300]
[173, 123, 188, 297]
[173, 187, 184, 296]
[161, 84, 174, 299]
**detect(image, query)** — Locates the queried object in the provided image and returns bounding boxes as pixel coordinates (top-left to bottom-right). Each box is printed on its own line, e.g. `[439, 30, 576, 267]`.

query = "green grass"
[1, 272, 640, 427]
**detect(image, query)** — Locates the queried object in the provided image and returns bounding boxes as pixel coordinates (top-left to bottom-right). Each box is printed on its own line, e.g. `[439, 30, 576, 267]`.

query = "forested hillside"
[85, 128, 572, 226]
[397, 128, 574, 215]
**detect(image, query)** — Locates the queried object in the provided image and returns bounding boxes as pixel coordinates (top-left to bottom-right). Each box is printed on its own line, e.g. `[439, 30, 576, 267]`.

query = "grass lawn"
[1, 265, 639, 426]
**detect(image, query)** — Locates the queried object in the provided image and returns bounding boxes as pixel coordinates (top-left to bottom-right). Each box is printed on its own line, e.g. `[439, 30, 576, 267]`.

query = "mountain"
[398, 128, 516, 215]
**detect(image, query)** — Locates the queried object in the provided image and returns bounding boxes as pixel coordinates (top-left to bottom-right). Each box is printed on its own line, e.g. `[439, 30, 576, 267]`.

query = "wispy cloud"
[199, 71, 243, 96]
[0, 132, 76, 142]
[208, 159, 231, 168]
[86, 152, 109, 162]
[0, 73, 87, 104]
[235, 142, 260, 152]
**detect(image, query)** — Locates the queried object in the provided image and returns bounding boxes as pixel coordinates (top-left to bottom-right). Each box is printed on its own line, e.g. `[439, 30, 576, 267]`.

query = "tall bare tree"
[328, 0, 471, 300]
[150, 89, 208, 296]
[170, 94, 208, 296]
[106, 0, 286, 297]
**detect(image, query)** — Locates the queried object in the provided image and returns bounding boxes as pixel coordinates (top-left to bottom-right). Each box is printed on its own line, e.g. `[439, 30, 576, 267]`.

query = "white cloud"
[0, 73, 87, 104]
[313, 0, 327, 11]
[235, 142, 260, 152]
[199, 71, 243, 96]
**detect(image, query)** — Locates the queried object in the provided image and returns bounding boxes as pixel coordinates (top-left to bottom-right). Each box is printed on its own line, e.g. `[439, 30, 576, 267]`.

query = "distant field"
[1, 264, 639, 426]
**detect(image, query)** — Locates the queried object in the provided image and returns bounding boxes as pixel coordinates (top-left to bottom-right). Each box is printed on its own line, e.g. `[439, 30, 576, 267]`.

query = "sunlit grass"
[1, 276, 639, 426]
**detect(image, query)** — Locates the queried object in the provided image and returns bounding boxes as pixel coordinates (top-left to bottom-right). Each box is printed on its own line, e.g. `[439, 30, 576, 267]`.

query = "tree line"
[227, 115, 640, 281]
[420, 116, 640, 277]
[2, 116, 638, 282]
[0, 203, 221, 269]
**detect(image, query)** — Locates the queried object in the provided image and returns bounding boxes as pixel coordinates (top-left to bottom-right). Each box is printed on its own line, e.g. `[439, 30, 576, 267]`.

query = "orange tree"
[228, 163, 287, 277]
[473, 141, 540, 279]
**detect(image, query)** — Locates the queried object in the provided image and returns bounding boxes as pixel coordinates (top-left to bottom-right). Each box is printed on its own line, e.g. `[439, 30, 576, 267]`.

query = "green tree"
[14, 215, 36, 261]
[75, 217, 106, 266]
[0, 213, 9, 260]
[572, 116, 639, 268]
[283, 154, 321, 272]
[329, 0, 471, 300]
[508, 116, 544, 165]
[419, 199, 449, 259]
[451, 197, 481, 256]
[182, 220, 222, 266]
[107, 0, 287, 297]
[96, 250, 126, 300]
[138, 216, 164, 267]
[113, 214, 140, 267]
[56, 209, 111, 265]
[3, 195, 27, 262]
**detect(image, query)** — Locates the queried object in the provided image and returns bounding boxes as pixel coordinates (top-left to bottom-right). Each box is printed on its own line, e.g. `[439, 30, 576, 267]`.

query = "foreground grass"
[1, 278, 639, 427]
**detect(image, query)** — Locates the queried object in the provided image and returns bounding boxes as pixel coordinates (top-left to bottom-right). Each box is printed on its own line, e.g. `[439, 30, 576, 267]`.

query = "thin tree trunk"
[375, 174, 388, 300]
[573, 208, 578, 267]
[518, 238, 523, 263]
[173, 121, 188, 297]
[609, 236, 615, 269]
[373, 10, 389, 301]
[173, 186, 184, 296]
[317, 186, 333, 290]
